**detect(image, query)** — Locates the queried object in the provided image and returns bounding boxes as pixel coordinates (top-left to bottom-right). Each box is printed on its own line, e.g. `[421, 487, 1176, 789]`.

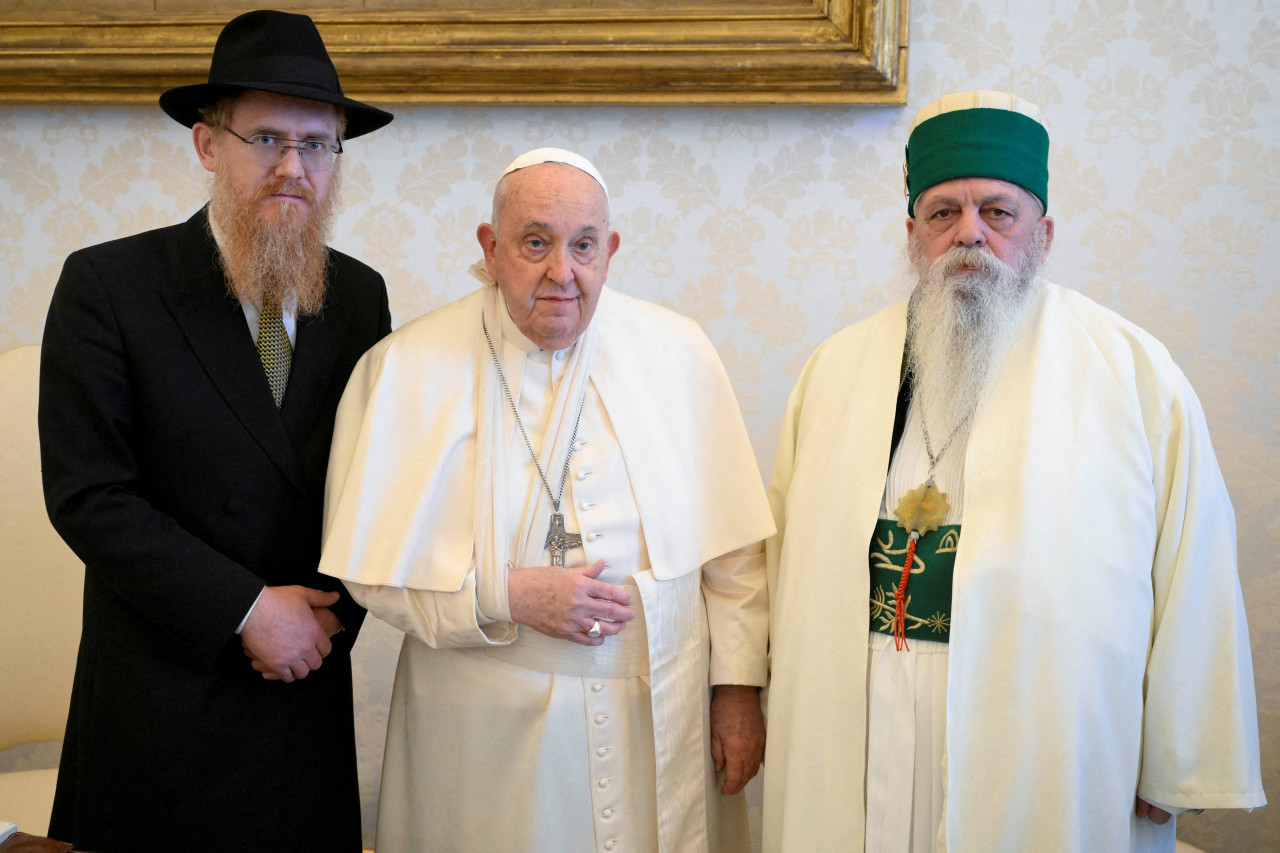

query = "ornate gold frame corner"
[0, 1, 908, 105]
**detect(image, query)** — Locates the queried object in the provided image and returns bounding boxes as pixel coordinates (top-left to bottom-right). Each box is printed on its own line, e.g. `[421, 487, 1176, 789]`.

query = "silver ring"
[587, 620, 602, 638]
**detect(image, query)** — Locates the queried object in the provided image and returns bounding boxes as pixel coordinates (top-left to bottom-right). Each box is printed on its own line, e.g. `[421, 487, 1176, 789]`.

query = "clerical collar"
[496, 291, 578, 359]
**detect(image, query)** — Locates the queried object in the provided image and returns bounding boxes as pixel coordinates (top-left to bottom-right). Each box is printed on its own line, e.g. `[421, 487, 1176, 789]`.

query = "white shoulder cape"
[320, 284, 774, 590]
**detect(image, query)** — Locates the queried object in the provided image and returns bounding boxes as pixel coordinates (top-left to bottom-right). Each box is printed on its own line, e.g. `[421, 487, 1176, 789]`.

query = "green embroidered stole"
[868, 518, 960, 642]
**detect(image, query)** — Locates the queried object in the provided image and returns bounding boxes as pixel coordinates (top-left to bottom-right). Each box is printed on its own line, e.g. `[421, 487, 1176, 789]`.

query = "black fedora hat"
[159, 10, 393, 139]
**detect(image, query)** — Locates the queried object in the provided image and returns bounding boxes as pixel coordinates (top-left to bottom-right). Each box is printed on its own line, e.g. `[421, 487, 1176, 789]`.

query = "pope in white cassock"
[319, 148, 775, 853]
[762, 91, 1265, 853]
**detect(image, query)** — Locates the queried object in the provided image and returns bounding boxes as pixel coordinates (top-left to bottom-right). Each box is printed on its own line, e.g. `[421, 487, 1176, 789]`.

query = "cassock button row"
[572, 440, 586, 450]
[598, 777, 612, 789]
[594, 714, 609, 725]
[591, 682, 605, 692]
[596, 746, 610, 757]
[580, 501, 596, 510]
[576, 469, 591, 480]
[601, 808, 615, 819]
[587, 532, 604, 542]
[604, 841, 618, 851]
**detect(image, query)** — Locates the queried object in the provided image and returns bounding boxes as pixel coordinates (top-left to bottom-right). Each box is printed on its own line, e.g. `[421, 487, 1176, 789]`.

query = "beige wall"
[1, 0, 1275, 849]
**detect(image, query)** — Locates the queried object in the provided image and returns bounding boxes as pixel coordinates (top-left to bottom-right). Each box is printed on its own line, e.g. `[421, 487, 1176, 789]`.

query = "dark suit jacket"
[39, 208, 391, 853]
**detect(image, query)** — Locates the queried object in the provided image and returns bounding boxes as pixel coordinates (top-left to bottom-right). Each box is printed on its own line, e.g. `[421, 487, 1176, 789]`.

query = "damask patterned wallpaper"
[1, 0, 1275, 849]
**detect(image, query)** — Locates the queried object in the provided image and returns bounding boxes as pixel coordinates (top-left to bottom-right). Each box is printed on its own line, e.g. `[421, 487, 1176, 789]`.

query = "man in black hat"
[38, 11, 393, 852]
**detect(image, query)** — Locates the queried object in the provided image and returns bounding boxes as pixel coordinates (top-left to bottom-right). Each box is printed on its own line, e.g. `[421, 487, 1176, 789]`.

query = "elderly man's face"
[477, 163, 620, 351]
[194, 90, 341, 226]
[907, 177, 1053, 270]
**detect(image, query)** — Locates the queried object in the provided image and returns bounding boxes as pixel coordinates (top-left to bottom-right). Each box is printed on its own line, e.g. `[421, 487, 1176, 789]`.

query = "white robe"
[320, 285, 774, 853]
[762, 282, 1265, 853]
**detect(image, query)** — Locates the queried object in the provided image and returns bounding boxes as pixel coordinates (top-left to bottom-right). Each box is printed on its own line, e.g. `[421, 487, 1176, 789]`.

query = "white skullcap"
[498, 147, 609, 200]
[909, 89, 1044, 132]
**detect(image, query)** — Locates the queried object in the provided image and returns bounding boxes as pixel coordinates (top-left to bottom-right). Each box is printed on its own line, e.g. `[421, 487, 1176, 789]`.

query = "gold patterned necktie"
[257, 299, 292, 408]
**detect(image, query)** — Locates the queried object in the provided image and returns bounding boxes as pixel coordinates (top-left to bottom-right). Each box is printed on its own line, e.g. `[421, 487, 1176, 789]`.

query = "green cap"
[905, 90, 1049, 217]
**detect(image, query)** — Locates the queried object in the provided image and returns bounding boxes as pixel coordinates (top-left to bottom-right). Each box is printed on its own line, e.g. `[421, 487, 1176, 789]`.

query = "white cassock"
[320, 283, 774, 853]
[763, 282, 1265, 853]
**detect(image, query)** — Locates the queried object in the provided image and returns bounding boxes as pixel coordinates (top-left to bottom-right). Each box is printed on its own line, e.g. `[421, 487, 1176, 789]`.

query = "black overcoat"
[38, 208, 391, 853]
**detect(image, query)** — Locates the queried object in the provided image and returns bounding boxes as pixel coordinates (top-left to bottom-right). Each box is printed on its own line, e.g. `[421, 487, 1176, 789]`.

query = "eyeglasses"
[223, 127, 343, 172]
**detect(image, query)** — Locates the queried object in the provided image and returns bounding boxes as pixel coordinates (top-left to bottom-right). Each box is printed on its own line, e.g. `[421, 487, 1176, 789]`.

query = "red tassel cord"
[894, 531, 919, 651]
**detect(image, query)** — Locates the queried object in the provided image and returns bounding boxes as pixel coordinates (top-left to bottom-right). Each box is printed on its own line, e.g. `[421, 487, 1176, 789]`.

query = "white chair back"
[0, 345, 83, 750]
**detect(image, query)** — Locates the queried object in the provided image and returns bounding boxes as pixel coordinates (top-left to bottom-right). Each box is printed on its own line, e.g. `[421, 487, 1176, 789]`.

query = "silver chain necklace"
[918, 402, 972, 488]
[482, 309, 586, 566]
[888, 369, 971, 652]
[898, 366, 972, 488]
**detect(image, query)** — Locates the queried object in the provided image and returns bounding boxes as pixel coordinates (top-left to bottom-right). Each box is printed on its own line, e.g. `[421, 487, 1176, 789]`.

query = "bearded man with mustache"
[38, 11, 393, 853]
[209, 150, 339, 317]
[763, 91, 1263, 853]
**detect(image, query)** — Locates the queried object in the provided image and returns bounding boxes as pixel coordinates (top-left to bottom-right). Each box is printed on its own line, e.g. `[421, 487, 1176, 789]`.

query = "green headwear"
[904, 90, 1049, 217]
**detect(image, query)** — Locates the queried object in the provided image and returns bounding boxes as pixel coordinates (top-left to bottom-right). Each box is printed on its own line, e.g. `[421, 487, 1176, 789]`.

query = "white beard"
[905, 227, 1049, 446]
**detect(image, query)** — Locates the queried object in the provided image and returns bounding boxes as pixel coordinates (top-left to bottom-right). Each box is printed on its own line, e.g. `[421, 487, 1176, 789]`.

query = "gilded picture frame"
[0, 1, 908, 104]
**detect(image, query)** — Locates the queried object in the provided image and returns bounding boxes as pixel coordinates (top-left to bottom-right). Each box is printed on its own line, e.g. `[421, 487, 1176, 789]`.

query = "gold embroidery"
[871, 527, 925, 575]
[869, 585, 942, 634]
[868, 519, 958, 642]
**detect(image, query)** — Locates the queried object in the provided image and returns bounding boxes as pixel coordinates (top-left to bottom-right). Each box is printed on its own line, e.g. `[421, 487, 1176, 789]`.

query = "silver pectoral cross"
[544, 502, 583, 567]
